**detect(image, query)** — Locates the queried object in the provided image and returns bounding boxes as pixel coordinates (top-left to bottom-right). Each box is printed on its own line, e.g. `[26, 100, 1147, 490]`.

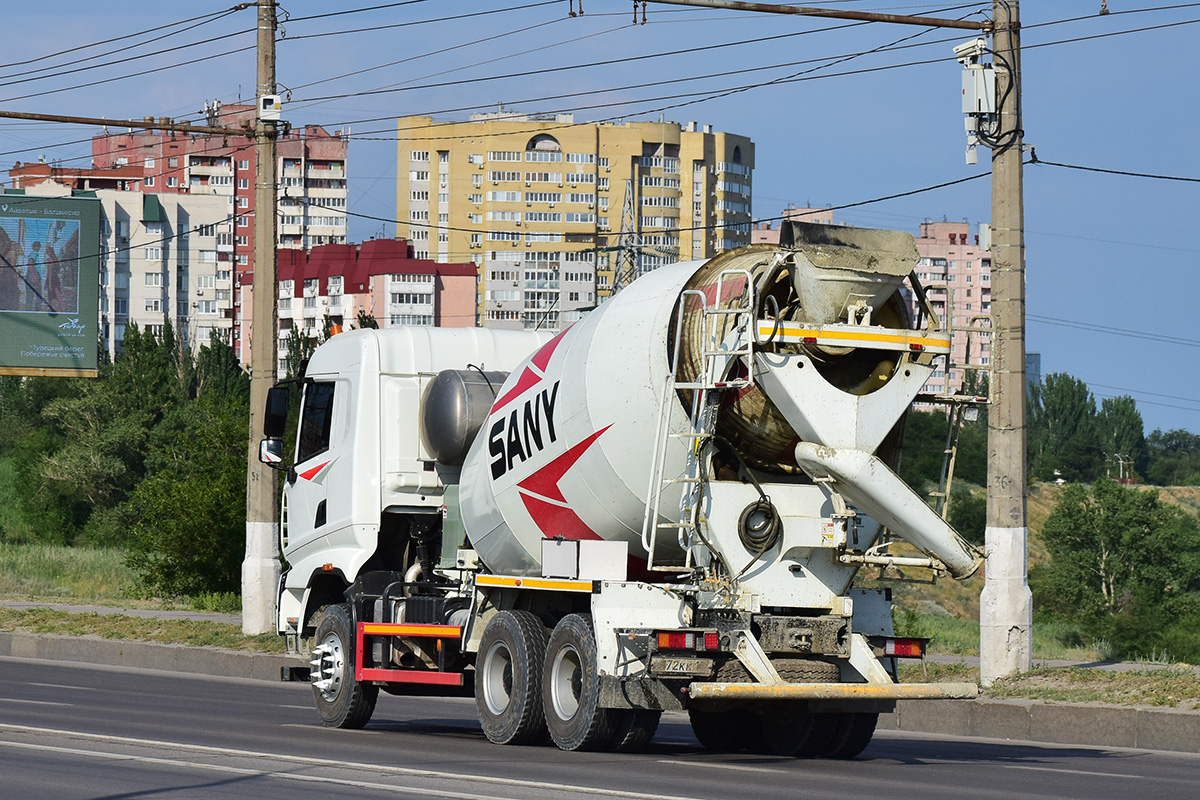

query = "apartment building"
[910, 220, 992, 396]
[394, 112, 754, 330]
[238, 239, 478, 373]
[21, 180, 233, 358]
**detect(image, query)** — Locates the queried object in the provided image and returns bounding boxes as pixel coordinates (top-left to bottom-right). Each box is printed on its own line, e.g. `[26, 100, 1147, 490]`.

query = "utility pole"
[980, 0, 1031, 685]
[243, 0, 281, 635]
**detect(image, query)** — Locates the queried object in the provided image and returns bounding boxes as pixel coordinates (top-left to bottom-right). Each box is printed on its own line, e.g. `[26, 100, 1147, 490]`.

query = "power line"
[1030, 150, 1200, 183]
[0, 12, 248, 86]
[0, 43, 256, 105]
[1028, 315, 1200, 349]
[283, 0, 563, 42]
[0, 6, 243, 71]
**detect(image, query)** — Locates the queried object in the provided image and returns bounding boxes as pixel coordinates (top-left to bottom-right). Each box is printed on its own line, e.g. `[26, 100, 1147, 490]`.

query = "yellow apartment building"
[395, 112, 754, 330]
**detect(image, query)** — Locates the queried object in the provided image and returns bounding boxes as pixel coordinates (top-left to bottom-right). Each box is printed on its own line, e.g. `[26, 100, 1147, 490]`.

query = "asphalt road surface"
[2, 656, 1198, 800]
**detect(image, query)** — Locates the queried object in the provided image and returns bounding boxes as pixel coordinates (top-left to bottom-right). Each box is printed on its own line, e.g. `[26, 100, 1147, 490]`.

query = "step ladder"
[641, 269, 755, 572]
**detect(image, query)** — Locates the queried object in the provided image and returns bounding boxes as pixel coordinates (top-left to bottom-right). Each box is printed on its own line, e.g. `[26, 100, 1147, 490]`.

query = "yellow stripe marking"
[475, 575, 593, 592]
[361, 623, 460, 637]
[760, 323, 950, 351]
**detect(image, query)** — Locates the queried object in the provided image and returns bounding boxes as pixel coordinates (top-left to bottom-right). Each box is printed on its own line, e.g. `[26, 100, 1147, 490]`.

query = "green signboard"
[0, 192, 100, 377]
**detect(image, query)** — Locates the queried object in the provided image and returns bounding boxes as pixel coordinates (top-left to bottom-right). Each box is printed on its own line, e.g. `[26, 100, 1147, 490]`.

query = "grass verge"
[0, 608, 285, 653]
[0, 543, 136, 602]
[899, 661, 1200, 710]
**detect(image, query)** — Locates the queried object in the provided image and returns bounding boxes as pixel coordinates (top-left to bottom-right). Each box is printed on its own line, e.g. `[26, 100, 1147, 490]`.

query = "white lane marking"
[28, 683, 97, 691]
[279, 705, 314, 710]
[1003, 765, 1144, 779]
[0, 723, 694, 800]
[0, 699, 71, 707]
[0, 740, 527, 800]
[658, 759, 784, 774]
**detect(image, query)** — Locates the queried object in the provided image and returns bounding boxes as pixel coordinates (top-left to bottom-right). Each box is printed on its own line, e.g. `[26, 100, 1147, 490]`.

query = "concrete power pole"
[980, 0, 1032, 685]
[243, 0, 281, 635]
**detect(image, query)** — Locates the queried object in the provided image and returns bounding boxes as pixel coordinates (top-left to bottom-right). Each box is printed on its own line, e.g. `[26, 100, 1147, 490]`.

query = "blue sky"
[2, 1, 1196, 433]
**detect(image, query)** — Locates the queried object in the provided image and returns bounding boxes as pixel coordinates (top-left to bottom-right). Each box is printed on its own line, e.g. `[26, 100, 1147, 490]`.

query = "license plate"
[651, 656, 713, 676]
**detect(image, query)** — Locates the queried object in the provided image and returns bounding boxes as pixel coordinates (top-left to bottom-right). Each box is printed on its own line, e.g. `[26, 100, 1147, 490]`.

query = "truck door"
[288, 380, 337, 548]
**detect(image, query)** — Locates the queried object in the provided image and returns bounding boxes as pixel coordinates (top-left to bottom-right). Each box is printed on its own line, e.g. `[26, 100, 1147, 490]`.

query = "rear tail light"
[657, 632, 695, 650]
[884, 637, 926, 658]
[655, 630, 721, 652]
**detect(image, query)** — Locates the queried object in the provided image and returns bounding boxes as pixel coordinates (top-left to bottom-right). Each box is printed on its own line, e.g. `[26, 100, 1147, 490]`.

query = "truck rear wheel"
[310, 604, 378, 729]
[608, 709, 662, 752]
[476, 610, 550, 745]
[543, 614, 616, 751]
[805, 712, 879, 759]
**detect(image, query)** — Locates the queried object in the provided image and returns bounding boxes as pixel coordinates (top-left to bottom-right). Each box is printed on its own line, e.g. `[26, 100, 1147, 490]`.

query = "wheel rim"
[481, 640, 514, 716]
[312, 630, 345, 702]
[549, 642, 583, 722]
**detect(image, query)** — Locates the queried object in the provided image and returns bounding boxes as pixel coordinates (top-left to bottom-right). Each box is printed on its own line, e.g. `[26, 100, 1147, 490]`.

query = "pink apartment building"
[239, 238, 479, 372]
[910, 220, 992, 397]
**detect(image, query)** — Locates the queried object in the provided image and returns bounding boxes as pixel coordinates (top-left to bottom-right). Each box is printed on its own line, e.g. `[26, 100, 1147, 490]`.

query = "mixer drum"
[672, 243, 913, 475]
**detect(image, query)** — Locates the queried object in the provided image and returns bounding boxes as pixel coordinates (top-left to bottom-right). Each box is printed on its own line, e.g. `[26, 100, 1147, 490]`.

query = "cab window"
[297, 381, 335, 463]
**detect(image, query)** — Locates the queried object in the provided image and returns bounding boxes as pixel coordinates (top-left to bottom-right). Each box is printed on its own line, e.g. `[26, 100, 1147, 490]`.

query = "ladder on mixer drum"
[641, 269, 756, 572]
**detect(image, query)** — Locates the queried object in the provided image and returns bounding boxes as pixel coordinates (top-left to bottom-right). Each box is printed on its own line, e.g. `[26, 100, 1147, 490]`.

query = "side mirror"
[264, 385, 290, 438]
[259, 438, 285, 469]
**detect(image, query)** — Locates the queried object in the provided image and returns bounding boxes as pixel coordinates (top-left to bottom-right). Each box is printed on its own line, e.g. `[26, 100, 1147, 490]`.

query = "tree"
[355, 308, 379, 329]
[282, 325, 318, 380]
[1144, 428, 1200, 486]
[124, 390, 249, 597]
[1034, 480, 1200, 618]
[1028, 373, 1101, 482]
[1095, 395, 1146, 479]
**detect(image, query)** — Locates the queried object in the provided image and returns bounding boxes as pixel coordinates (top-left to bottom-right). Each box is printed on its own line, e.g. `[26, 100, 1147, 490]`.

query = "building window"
[166, 177, 177, 187]
[238, 197, 249, 209]
[115, 298, 128, 315]
[238, 178, 249, 190]
[239, 160, 250, 170]
[144, 176, 155, 187]
[145, 298, 162, 312]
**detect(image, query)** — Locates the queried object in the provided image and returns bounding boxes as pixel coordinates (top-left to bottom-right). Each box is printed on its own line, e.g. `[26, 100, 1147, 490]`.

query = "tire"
[688, 707, 744, 752]
[756, 658, 840, 756]
[804, 712, 879, 759]
[756, 704, 814, 756]
[475, 610, 550, 745]
[310, 604, 378, 729]
[818, 712, 878, 759]
[543, 614, 617, 751]
[608, 709, 662, 752]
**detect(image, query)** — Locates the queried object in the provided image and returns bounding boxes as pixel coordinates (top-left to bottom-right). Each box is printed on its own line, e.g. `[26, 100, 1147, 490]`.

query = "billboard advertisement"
[0, 193, 100, 377]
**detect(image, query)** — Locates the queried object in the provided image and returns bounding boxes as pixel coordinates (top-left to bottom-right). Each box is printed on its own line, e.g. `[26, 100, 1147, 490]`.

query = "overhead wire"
[0, 6, 243, 71]
[0, 11, 249, 87]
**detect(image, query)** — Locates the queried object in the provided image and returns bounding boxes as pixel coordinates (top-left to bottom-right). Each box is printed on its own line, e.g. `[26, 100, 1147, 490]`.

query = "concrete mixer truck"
[259, 220, 981, 757]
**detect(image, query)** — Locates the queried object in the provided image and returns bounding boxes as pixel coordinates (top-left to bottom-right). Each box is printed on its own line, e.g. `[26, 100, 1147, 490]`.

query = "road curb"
[4, 631, 1198, 754]
[881, 698, 1200, 755]
[0, 632, 303, 683]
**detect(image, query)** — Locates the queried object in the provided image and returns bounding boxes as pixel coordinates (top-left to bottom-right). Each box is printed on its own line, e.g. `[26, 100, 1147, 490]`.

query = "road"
[2, 656, 1197, 800]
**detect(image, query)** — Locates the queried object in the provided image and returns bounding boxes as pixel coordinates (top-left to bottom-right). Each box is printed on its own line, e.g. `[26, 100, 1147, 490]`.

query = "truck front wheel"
[310, 604, 378, 729]
[476, 610, 550, 745]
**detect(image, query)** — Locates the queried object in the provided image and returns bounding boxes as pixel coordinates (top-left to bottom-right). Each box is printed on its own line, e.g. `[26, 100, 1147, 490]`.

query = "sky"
[1, 1, 1196, 434]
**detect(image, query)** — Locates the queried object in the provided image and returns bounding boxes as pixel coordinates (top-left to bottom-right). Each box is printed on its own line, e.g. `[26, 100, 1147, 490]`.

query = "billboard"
[0, 193, 100, 377]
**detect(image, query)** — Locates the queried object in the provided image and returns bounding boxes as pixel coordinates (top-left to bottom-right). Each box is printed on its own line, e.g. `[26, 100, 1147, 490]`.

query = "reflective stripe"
[759, 322, 951, 353]
[474, 574, 592, 592]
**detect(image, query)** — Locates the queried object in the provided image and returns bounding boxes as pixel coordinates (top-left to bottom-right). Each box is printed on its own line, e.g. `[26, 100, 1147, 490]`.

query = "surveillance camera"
[953, 38, 988, 65]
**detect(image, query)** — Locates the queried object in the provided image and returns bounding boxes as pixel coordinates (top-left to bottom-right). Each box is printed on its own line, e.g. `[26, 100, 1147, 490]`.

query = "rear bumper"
[687, 681, 978, 702]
